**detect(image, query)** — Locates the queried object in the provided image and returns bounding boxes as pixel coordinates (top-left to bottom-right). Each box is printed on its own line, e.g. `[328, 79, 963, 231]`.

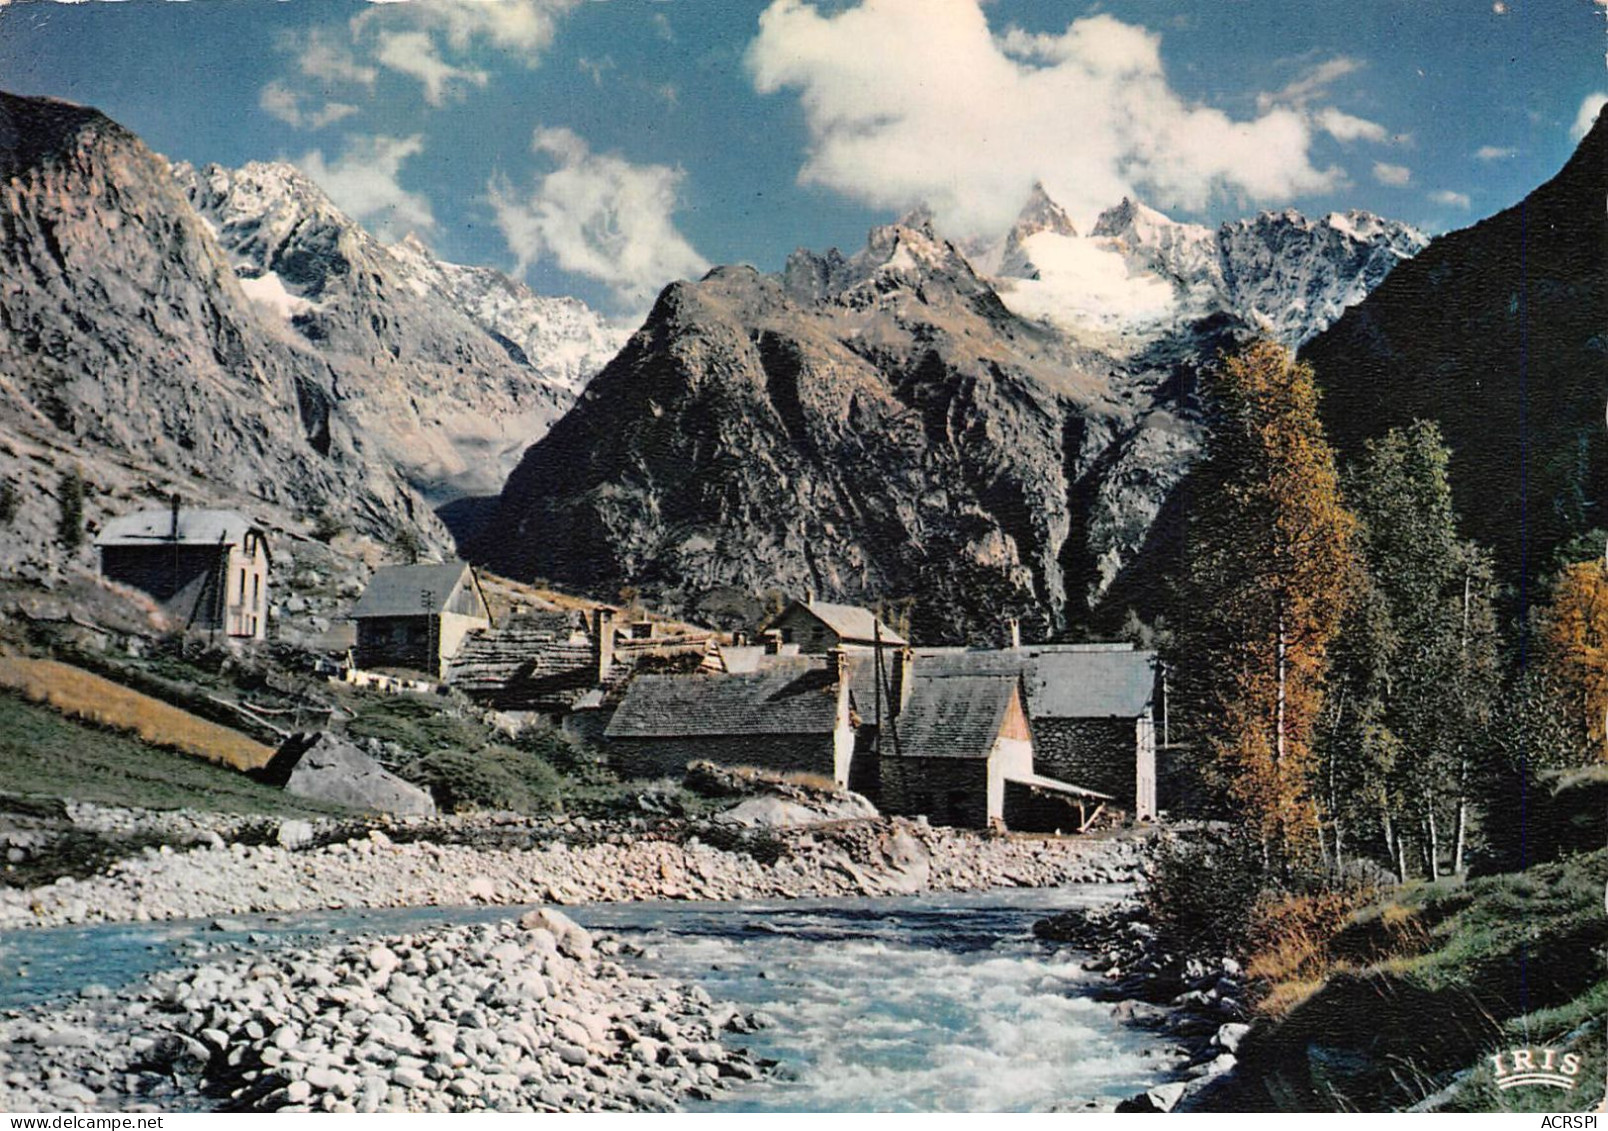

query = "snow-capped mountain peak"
[976, 183, 1426, 350]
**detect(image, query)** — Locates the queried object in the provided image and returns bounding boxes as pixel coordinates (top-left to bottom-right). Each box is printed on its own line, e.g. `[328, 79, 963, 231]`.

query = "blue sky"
[1, 0, 1602, 315]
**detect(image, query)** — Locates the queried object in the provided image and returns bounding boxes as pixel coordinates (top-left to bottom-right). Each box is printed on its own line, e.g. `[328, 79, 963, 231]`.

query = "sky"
[0, 0, 1603, 317]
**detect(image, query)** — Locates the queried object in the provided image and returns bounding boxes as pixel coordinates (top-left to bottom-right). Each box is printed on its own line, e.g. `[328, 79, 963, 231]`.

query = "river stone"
[1212, 1022, 1252, 1053]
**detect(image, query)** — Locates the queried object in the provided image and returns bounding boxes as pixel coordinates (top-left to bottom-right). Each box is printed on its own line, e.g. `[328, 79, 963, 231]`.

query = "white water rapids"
[0, 886, 1171, 1111]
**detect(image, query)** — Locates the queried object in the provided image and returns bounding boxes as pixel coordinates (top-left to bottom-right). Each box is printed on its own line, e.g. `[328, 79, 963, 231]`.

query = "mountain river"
[0, 886, 1170, 1112]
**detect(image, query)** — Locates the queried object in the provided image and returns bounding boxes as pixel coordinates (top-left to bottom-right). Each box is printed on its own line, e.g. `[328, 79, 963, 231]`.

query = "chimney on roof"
[1007, 616, 1021, 651]
[170, 493, 181, 542]
[592, 606, 617, 684]
[893, 645, 915, 716]
[804, 589, 816, 607]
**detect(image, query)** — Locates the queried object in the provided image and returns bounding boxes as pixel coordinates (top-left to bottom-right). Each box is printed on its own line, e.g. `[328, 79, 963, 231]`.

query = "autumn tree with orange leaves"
[1540, 555, 1608, 760]
[1172, 341, 1361, 866]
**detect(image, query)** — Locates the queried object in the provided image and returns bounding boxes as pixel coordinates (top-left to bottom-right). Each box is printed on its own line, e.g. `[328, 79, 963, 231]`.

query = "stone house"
[603, 651, 857, 783]
[913, 643, 1158, 820]
[96, 502, 271, 640]
[350, 560, 491, 678]
[875, 673, 1034, 829]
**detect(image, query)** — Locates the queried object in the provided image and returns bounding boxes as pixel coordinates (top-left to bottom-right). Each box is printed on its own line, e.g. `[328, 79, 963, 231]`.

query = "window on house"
[253, 573, 261, 610]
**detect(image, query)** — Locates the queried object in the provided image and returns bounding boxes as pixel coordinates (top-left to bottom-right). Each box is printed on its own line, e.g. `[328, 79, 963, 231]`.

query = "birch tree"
[1174, 340, 1359, 866]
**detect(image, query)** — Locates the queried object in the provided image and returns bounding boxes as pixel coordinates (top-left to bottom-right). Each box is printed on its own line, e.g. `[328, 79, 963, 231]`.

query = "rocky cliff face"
[176, 160, 625, 500]
[485, 216, 1207, 642]
[0, 91, 429, 568]
[484, 190, 1426, 643]
[1303, 108, 1608, 595]
[0, 91, 630, 592]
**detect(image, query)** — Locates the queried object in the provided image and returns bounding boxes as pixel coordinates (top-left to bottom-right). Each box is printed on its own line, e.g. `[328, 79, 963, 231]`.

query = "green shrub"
[1144, 828, 1268, 959]
[0, 482, 18, 525]
[345, 695, 490, 757]
[56, 469, 85, 549]
[512, 721, 612, 783]
[400, 744, 563, 814]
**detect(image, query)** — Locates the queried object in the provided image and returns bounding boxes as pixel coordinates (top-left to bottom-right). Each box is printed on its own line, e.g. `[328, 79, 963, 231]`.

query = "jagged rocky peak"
[383, 232, 628, 395]
[781, 208, 992, 308]
[995, 181, 1080, 279]
[982, 182, 1425, 348]
[1216, 206, 1428, 346]
[173, 159, 364, 303]
[172, 154, 631, 502]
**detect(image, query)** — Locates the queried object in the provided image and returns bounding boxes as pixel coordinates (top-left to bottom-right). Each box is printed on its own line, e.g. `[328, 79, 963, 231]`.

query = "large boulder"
[262, 732, 436, 816]
[715, 793, 878, 829]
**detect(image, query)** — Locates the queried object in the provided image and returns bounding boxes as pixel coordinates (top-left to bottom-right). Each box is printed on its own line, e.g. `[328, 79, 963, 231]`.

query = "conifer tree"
[1173, 341, 1359, 865]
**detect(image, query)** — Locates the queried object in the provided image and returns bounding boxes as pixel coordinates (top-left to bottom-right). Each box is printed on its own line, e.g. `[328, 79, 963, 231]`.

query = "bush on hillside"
[400, 744, 564, 815]
[1144, 828, 1267, 959]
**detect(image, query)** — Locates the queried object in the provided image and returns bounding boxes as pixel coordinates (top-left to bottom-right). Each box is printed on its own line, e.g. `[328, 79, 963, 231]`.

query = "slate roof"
[889, 674, 1020, 761]
[775, 600, 908, 646]
[96, 508, 262, 550]
[1026, 649, 1156, 718]
[911, 645, 1156, 719]
[605, 658, 842, 739]
[351, 561, 476, 619]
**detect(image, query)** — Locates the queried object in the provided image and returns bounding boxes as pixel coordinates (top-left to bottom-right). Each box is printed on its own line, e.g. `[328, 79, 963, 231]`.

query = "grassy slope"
[0, 690, 336, 816]
[1243, 849, 1608, 1112]
[0, 653, 275, 769]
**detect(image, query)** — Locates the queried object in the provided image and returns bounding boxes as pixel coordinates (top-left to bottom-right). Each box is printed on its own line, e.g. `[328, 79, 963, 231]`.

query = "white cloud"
[746, 0, 1341, 237]
[1372, 161, 1412, 187]
[1314, 107, 1388, 144]
[1570, 92, 1607, 141]
[1257, 57, 1365, 112]
[267, 2, 579, 117]
[1474, 144, 1517, 160]
[373, 29, 488, 104]
[354, 0, 580, 91]
[289, 27, 379, 87]
[1428, 189, 1471, 209]
[297, 134, 435, 240]
[259, 81, 360, 130]
[488, 127, 708, 309]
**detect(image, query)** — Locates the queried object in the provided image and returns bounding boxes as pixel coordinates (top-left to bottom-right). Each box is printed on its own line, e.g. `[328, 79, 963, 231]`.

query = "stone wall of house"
[1033, 718, 1138, 809]
[878, 757, 990, 829]
[605, 734, 837, 782]
[770, 606, 842, 654]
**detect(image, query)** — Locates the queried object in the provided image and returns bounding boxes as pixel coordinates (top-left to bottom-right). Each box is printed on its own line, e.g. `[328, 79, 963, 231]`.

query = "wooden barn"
[96, 501, 271, 641]
[350, 560, 491, 678]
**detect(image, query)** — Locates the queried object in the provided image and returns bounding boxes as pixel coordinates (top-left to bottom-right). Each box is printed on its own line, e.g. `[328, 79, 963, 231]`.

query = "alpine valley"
[2, 87, 1602, 644]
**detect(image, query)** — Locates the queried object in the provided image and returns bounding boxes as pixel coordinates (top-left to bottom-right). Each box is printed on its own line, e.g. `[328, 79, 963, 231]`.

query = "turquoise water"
[0, 887, 1164, 1112]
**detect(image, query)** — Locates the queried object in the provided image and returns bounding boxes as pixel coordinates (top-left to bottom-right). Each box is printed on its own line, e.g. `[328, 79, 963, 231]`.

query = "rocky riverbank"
[0, 806, 1146, 929]
[1033, 899, 1250, 1113]
[0, 907, 765, 1113]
